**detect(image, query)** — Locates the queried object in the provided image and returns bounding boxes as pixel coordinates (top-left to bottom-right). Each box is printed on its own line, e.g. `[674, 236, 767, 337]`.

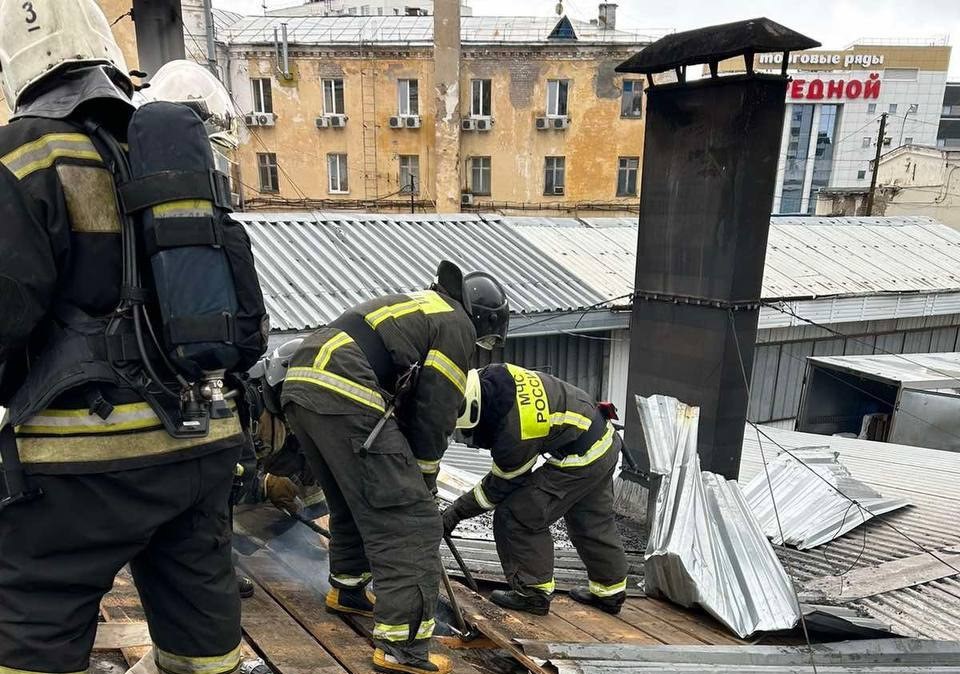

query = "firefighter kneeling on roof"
[0, 2, 269, 673]
[442, 364, 630, 616]
[281, 261, 509, 674]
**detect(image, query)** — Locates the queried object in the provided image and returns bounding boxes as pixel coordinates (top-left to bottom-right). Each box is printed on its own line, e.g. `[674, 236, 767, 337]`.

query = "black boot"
[238, 575, 255, 599]
[569, 586, 626, 615]
[490, 589, 551, 616]
[326, 587, 375, 617]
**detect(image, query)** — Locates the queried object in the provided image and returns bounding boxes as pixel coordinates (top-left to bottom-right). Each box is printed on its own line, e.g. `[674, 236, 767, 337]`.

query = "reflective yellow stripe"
[372, 618, 435, 642]
[332, 572, 372, 587]
[473, 482, 495, 510]
[506, 364, 551, 440]
[16, 413, 242, 465]
[364, 290, 453, 328]
[549, 411, 592, 431]
[156, 645, 242, 674]
[530, 578, 556, 595]
[491, 455, 538, 480]
[0, 667, 85, 674]
[424, 349, 466, 394]
[546, 423, 615, 469]
[313, 331, 354, 370]
[16, 402, 162, 436]
[0, 133, 102, 180]
[418, 458, 441, 474]
[287, 367, 386, 413]
[589, 578, 628, 597]
[152, 199, 214, 219]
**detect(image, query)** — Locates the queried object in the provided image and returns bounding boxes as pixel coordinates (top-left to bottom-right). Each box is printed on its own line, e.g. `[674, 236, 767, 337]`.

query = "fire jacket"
[281, 290, 477, 476]
[0, 116, 242, 473]
[453, 363, 617, 519]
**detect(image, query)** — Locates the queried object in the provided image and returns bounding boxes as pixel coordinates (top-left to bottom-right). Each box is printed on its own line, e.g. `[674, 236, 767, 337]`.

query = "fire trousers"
[493, 436, 629, 596]
[284, 404, 442, 659]
[0, 447, 243, 674]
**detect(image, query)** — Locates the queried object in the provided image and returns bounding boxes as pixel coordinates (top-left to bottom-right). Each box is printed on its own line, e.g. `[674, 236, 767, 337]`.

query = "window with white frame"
[544, 156, 566, 195]
[867, 102, 877, 115]
[470, 157, 491, 196]
[889, 103, 898, 114]
[257, 153, 279, 192]
[252, 78, 273, 114]
[546, 79, 569, 117]
[617, 157, 639, 197]
[322, 78, 345, 115]
[398, 79, 419, 116]
[471, 79, 492, 117]
[621, 80, 643, 118]
[862, 136, 872, 148]
[399, 155, 420, 194]
[328, 153, 348, 193]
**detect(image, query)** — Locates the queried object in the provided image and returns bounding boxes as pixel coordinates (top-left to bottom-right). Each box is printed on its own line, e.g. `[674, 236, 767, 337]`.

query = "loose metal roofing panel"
[223, 15, 657, 46]
[233, 212, 606, 331]
[807, 352, 960, 388]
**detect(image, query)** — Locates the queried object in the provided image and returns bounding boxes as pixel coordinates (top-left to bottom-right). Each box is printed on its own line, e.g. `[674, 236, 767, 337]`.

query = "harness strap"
[552, 410, 608, 459]
[0, 423, 42, 511]
[118, 169, 232, 213]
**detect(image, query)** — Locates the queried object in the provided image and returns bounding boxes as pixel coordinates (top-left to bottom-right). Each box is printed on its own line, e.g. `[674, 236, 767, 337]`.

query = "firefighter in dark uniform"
[282, 262, 509, 674]
[441, 363, 629, 616]
[0, 2, 265, 673]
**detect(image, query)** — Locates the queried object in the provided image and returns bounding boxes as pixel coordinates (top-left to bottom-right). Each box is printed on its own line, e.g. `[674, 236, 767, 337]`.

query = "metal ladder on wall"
[360, 61, 379, 200]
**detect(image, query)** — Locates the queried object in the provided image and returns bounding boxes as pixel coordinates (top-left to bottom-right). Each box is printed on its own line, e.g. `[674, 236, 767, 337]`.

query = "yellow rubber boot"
[372, 648, 452, 674]
[325, 587, 375, 617]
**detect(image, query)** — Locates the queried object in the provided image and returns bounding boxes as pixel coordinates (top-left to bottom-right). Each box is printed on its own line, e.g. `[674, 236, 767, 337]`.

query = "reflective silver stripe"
[550, 411, 592, 430]
[491, 455, 538, 480]
[332, 572, 372, 587]
[424, 349, 466, 394]
[546, 423, 614, 469]
[589, 578, 628, 597]
[418, 458, 441, 474]
[286, 367, 386, 413]
[0, 666, 85, 674]
[473, 483, 495, 510]
[17, 402, 162, 435]
[0, 133, 101, 180]
[156, 645, 241, 674]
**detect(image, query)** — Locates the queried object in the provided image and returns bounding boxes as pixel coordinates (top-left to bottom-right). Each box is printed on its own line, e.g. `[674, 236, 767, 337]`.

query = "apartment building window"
[328, 153, 348, 193]
[257, 153, 279, 192]
[617, 157, 639, 197]
[252, 78, 273, 114]
[322, 78, 345, 115]
[544, 156, 566, 196]
[470, 157, 491, 196]
[398, 79, 419, 116]
[546, 79, 569, 117]
[904, 136, 913, 145]
[857, 170, 867, 180]
[867, 103, 877, 115]
[621, 80, 643, 118]
[862, 136, 872, 148]
[471, 79, 492, 117]
[399, 155, 420, 194]
[889, 103, 898, 114]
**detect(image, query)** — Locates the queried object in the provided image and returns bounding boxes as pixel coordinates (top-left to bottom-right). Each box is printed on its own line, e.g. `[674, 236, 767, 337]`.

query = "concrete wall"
[877, 147, 960, 230]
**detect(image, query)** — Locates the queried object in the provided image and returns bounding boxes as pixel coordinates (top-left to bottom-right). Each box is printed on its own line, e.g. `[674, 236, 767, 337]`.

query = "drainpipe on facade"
[433, 0, 462, 213]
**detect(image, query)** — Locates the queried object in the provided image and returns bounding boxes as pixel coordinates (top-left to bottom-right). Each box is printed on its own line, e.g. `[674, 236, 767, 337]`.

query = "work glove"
[441, 505, 462, 537]
[422, 469, 439, 495]
[262, 473, 302, 514]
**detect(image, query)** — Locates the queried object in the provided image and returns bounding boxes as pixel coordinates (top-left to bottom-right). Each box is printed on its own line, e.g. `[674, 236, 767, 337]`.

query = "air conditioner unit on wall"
[257, 113, 276, 127]
[553, 186, 565, 195]
[244, 113, 257, 127]
[553, 116, 569, 129]
[536, 117, 548, 130]
[329, 114, 347, 128]
[476, 118, 493, 131]
[389, 116, 402, 128]
[405, 115, 421, 129]
[461, 193, 474, 206]
[462, 118, 477, 131]
[315, 116, 329, 128]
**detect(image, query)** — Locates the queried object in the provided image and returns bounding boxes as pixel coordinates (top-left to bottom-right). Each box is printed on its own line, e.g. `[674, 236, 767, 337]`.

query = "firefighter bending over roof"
[442, 364, 630, 616]
[281, 262, 509, 674]
[0, 2, 269, 673]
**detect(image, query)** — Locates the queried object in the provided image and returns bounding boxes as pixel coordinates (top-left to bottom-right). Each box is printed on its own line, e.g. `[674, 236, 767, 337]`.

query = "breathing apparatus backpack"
[94, 101, 269, 437]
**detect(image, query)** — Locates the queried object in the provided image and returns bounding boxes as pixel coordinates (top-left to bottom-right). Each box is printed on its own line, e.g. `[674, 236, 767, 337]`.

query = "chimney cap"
[616, 17, 819, 76]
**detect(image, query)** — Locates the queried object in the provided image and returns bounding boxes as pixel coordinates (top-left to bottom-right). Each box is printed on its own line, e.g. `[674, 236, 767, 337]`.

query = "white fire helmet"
[456, 369, 482, 430]
[146, 59, 243, 150]
[0, 0, 131, 111]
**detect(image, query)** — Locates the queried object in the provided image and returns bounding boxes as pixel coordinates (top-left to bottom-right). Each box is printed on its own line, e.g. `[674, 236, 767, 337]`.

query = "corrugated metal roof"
[222, 15, 656, 46]
[808, 352, 960, 388]
[233, 211, 606, 331]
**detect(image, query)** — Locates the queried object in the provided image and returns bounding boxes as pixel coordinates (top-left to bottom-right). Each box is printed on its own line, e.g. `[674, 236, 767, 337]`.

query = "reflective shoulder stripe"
[0, 133, 102, 180]
[152, 199, 214, 219]
[418, 458, 441, 474]
[156, 645, 242, 674]
[473, 482, 495, 510]
[407, 290, 454, 315]
[364, 290, 453, 328]
[424, 349, 466, 394]
[313, 331, 355, 370]
[506, 364, 551, 440]
[589, 578, 628, 597]
[0, 667, 86, 674]
[491, 454, 538, 480]
[529, 578, 556, 595]
[550, 410, 593, 431]
[286, 367, 386, 413]
[546, 423, 615, 469]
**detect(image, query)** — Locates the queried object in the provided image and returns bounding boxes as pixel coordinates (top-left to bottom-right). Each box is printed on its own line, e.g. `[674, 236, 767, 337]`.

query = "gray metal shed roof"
[807, 352, 960, 389]
[222, 15, 657, 46]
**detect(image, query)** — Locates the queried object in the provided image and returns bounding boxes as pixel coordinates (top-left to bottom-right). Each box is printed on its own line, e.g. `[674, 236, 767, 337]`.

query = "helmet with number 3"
[0, 0, 131, 111]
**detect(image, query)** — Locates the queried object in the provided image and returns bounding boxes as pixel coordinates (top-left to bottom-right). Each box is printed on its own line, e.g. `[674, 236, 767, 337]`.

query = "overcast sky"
[214, 0, 960, 77]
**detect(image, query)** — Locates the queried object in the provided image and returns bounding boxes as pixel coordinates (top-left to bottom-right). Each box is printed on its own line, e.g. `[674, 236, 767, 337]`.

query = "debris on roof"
[741, 447, 911, 550]
[638, 395, 801, 637]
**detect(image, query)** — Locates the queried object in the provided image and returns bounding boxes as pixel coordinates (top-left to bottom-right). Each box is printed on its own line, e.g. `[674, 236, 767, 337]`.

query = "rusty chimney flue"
[599, 3, 617, 30]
